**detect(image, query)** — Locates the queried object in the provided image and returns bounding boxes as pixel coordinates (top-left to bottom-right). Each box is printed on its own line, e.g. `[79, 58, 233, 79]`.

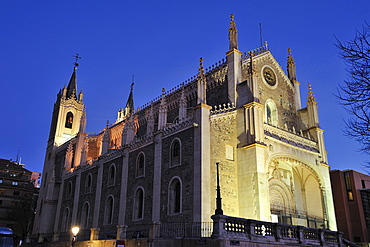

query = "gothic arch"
[266, 154, 324, 187]
[104, 195, 114, 225]
[267, 155, 325, 226]
[136, 152, 145, 178]
[265, 99, 278, 126]
[85, 173, 92, 193]
[170, 138, 181, 167]
[61, 207, 71, 232]
[80, 201, 90, 229]
[168, 176, 182, 214]
[108, 163, 116, 186]
[133, 187, 144, 220]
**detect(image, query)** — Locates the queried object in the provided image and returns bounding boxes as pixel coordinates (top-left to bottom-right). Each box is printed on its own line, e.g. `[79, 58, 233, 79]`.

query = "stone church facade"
[32, 15, 337, 243]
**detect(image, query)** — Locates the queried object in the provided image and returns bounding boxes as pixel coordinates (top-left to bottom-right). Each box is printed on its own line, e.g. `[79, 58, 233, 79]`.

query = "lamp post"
[71, 226, 80, 247]
[215, 162, 223, 215]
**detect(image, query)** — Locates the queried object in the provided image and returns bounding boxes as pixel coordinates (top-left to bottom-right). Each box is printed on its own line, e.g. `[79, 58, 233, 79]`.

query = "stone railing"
[210, 103, 236, 116]
[157, 222, 213, 239]
[264, 123, 318, 152]
[162, 118, 194, 137]
[211, 214, 344, 247]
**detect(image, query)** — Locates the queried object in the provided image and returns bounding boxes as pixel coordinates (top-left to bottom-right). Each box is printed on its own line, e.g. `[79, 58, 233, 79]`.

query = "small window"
[81, 202, 90, 229]
[133, 188, 144, 220]
[0, 190, 4, 194]
[43, 173, 47, 188]
[12, 182, 18, 186]
[85, 173, 92, 193]
[168, 178, 182, 214]
[67, 181, 73, 199]
[65, 112, 74, 129]
[265, 99, 278, 126]
[108, 164, 116, 187]
[136, 153, 145, 178]
[344, 172, 354, 201]
[170, 139, 181, 167]
[0, 179, 2, 183]
[61, 208, 70, 232]
[105, 196, 114, 225]
[38, 200, 43, 215]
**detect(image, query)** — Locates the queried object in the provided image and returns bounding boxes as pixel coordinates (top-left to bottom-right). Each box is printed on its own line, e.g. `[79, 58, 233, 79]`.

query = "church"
[32, 14, 337, 244]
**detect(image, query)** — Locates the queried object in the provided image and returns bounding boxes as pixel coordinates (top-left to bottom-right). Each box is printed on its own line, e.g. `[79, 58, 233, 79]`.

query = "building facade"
[330, 169, 370, 243]
[0, 158, 40, 241]
[33, 15, 337, 243]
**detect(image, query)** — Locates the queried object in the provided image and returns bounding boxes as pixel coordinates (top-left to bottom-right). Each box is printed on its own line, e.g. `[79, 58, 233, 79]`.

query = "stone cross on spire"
[73, 54, 81, 68]
[228, 14, 238, 51]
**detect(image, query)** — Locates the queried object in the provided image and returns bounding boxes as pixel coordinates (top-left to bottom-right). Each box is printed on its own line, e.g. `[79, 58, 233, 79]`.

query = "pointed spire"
[79, 107, 87, 133]
[101, 120, 110, 155]
[197, 57, 207, 105]
[147, 103, 155, 133]
[65, 142, 74, 169]
[66, 57, 80, 99]
[287, 48, 297, 81]
[158, 88, 168, 130]
[228, 14, 238, 51]
[125, 82, 134, 115]
[179, 86, 187, 122]
[307, 83, 317, 104]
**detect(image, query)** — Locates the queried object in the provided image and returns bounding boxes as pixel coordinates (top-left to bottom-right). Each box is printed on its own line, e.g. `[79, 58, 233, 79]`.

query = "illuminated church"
[33, 15, 337, 244]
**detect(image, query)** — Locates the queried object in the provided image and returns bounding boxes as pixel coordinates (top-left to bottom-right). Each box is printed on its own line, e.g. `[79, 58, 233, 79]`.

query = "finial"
[287, 48, 297, 81]
[198, 57, 204, 74]
[287, 48, 295, 65]
[73, 54, 81, 68]
[228, 14, 238, 51]
[162, 88, 165, 95]
[307, 83, 316, 103]
[131, 75, 135, 91]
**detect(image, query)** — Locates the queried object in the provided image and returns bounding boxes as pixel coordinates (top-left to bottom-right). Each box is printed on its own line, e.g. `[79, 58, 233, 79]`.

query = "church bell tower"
[33, 55, 85, 235]
[48, 56, 84, 147]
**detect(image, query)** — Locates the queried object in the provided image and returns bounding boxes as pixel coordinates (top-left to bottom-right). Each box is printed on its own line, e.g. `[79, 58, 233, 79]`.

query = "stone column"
[90, 228, 100, 241]
[93, 162, 104, 227]
[116, 225, 127, 240]
[210, 215, 227, 239]
[152, 132, 163, 222]
[193, 104, 211, 223]
[118, 149, 129, 227]
[71, 170, 82, 226]
[149, 221, 161, 239]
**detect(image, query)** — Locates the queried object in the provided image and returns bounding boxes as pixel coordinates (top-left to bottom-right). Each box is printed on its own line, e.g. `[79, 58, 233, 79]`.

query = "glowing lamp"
[71, 226, 80, 236]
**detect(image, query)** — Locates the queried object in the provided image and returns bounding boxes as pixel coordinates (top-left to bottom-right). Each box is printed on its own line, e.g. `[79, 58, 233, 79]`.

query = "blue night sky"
[0, 1, 369, 173]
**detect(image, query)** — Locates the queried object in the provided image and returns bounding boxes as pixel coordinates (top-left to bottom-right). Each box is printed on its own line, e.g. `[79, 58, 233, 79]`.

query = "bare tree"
[336, 23, 370, 155]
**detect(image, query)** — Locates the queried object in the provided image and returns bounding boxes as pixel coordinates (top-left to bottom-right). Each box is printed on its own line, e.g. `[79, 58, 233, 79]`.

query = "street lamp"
[71, 226, 80, 247]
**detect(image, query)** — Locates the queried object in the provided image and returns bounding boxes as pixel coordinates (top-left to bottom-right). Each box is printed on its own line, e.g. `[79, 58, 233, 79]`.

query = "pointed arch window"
[108, 164, 116, 187]
[81, 202, 90, 229]
[133, 187, 144, 220]
[168, 178, 182, 214]
[265, 99, 278, 126]
[170, 138, 181, 167]
[105, 196, 114, 225]
[136, 153, 145, 178]
[61, 207, 70, 232]
[67, 181, 73, 199]
[85, 173, 92, 194]
[65, 112, 74, 129]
